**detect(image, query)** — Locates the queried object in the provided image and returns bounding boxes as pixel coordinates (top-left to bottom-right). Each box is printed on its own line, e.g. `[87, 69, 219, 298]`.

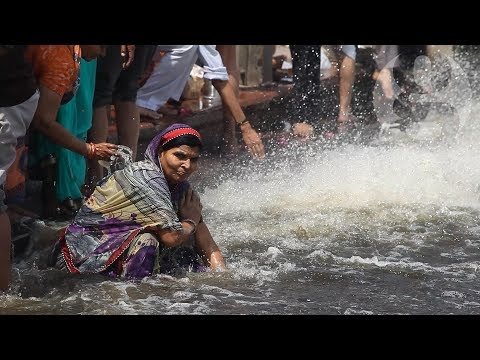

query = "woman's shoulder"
[130, 159, 158, 171]
[26, 45, 77, 96]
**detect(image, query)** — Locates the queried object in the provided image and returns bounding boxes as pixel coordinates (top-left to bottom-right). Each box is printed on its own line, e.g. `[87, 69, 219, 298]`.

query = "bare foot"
[292, 122, 314, 139]
[157, 104, 180, 117]
[138, 106, 163, 120]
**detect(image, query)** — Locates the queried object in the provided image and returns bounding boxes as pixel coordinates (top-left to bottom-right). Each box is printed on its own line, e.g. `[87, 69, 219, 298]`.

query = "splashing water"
[4, 53, 480, 315]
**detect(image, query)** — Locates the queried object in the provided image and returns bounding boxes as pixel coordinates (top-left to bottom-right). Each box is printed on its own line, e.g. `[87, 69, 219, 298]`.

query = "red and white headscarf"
[145, 123, 202, 167]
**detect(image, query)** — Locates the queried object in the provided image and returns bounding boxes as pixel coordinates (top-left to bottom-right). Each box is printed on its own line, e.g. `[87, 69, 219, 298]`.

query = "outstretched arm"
[32, 85, 118, 160]
[212, 79, 265, 160]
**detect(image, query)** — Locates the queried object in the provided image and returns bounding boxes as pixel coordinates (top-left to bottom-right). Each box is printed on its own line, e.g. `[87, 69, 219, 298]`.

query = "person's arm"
[194, 221, 226, 270]
[156, 186, 203, 247]
[212, 79, 265, 160]
[373, 68, 395, 99]
[32, 85, 118, 160]
[155, 219, 198, 247]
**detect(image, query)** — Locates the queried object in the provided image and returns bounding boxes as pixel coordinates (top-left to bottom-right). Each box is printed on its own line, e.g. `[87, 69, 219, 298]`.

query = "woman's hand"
[240, 122, 265, 160]
[179, 186, 202, 224]
[91, 142, 119, 161]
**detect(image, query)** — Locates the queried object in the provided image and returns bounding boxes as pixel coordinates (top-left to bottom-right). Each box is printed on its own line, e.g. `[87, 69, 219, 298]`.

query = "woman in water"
[48, 123, 226, 278]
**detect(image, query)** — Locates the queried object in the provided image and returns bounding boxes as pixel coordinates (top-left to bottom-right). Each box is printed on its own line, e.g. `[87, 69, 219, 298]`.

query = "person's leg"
[85, 106, 109, 193]
[0, 91, 39, 291]
[113, 101, 140, 160]
[337, 54, 356, 132]
[121, 232, 160, 279]
[288, 45, 322, 121]
[113, 45, 158, 161]
[0, 208, 11, 291]
[87, 46, 123, 192]
[136, 46, 198, 112]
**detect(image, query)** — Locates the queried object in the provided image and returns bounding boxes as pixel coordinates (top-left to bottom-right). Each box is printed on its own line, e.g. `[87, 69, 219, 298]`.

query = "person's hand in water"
[239, 120, 265, 160]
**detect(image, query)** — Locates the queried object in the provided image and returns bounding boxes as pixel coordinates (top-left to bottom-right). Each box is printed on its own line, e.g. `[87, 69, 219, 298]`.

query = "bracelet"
[182, 218, 197, 235]
[87, 142, 97, 159]
[237, 118, 249, 126]
[86, 142, 93, 159]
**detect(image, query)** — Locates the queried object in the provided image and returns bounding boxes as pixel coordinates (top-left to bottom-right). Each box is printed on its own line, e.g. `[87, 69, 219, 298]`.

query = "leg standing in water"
[0, 45, 39, 291]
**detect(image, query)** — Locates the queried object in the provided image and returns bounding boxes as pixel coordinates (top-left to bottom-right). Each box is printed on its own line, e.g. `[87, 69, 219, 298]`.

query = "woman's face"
[159, 145, 200, 184]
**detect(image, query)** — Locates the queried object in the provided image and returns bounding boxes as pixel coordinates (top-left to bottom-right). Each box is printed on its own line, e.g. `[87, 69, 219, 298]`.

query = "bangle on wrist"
[182, 218, 197, 234]
[237, 118, 249, 127]
[88, 142, 97, 159]
[86, 142, 93, 159]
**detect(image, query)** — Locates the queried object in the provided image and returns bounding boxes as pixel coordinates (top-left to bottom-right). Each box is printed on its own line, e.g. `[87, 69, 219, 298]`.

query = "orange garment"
[25, 45, 81, 98]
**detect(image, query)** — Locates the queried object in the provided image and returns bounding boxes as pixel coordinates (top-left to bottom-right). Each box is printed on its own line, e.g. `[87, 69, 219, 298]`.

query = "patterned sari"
[55, 124, 202, 278]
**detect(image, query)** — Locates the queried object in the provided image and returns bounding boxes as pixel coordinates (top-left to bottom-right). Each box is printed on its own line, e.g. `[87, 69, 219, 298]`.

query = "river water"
[2, 100, 480, 315]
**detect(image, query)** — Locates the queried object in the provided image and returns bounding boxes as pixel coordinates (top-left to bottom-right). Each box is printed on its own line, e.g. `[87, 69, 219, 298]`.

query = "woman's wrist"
[85, 142, 96, 159]
[182, 218, 197, 235]
[237, 118, 250, 127]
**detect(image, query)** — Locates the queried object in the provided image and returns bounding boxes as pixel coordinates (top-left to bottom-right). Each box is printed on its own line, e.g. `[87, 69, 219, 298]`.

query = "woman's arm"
[212, 78, 265, 160]
[156, 186, 203, 247]
[156, 220, 197, 248]
[194, 221, 226, 270]
[32, 85, 118, 160]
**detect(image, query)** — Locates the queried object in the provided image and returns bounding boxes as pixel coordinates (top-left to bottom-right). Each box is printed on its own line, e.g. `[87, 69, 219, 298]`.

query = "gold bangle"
[237, 118, 249, 126]
[86, 143, 92, 159]
[87, 142, 95, 159]
[182, 219, 197, 234]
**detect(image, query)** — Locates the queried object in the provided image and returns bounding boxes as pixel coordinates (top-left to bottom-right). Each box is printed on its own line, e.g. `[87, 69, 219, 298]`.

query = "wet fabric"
[55, 124, 201, 279]
[0, 92, 39, 213]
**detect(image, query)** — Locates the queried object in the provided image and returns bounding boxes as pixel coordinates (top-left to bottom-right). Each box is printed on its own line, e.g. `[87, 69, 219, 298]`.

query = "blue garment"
[29, 58, 97, 202]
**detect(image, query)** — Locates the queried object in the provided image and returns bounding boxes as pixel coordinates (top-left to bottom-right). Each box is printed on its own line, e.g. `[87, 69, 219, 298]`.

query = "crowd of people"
[0, 44, 429, 291]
